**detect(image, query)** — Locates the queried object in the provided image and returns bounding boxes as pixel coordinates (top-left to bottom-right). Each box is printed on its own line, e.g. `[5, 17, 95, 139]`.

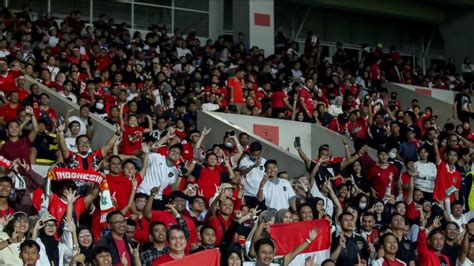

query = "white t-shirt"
[58, 91, 78, 103]
[457, 257, 474, 266]
[414, 161, 437, 193]
[239, 155, 266, 197]
[138, 153, 179, 199]
[262, 178, 296, 210]
[310, 182, 335, 217]
[372, 257, 406, 266]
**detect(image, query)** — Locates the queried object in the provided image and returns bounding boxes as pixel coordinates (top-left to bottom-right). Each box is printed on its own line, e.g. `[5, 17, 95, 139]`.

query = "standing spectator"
[461, 57, 473, 84]
[238, 141, 266, 208]
[140, 222, 169, 266]
[257, 160, 296, 211]
[453, 84, 472, 123]
[367, 149, 399, 199]
[227, 69, 246, 109]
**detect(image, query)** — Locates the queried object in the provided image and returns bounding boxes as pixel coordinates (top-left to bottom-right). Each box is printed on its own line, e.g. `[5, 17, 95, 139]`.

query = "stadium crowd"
[0, 3, 472, 266]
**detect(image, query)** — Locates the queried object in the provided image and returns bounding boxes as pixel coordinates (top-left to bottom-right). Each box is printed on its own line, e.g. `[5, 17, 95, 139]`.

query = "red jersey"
[150, 210, 198, 249]
[367, 164, 399, 198]
[205, 214, 232, 245]
[347, 118, 369, 140]
[106, 174, 132, 211]
[0, 103, 22, 123]
[48, 193, 86, 226]
[371, 63, 381, 81]
[0, 71, 21, 93]
[67, 149, 104, 171]
[297, 87, 314, 116]
[133, 215, 151, 244]
[197, 167, 222, 204]
[433, 161, 461, 202]
[120, 125, 145, 155]
[227, 77, 244, 103]
[152, 253, 177, 265]
[270, 91, 287, 108]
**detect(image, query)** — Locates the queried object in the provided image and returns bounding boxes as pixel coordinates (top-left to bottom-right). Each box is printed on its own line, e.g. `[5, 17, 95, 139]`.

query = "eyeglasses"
[169, 150, 182, 155]
[44, 223, 57, 228]
[14, 219, 28, 224]
[71, 125, 80, 129]
[77, 140, 90, 145]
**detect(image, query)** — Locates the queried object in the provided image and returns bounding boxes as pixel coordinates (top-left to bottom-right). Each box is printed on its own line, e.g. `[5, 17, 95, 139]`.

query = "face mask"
[359, 202, 367, 209]
[96, 102, 104, 110]
[389, 151, 396, 159]
[224, 142, 233, 148]
[136, 202, 146, 210]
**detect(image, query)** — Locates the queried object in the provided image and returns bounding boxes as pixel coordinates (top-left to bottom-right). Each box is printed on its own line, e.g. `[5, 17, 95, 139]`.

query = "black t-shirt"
[442, 243, 460, 266]
[396, 237, 416, 265]
[369, 125, 387, 149]
[455, 92, 472, 114]
[331, 233, 368, 266]
[439, 255, 449, 266]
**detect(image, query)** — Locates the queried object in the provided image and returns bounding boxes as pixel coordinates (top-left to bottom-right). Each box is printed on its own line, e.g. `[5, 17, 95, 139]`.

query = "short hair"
[106, 210, 123, 223]
[134, 193, 148, 200]
[94, 246, 111, 257]
[20, 239, 40, 252]
[125, 218, 136, 227]
[166, 225, 188, 242]
[249, 141, 262, 152]
[361, 212, 375, 220]
[264, 159, 277, 169]
[149, 221, 166, 235]
[108, 155, 121, 163]
[451, 200, 463, 209]
[200, 225, 216, 235]
[297, 203, 313, 213]
[254, 237, 275, 253]
[0, 176, 13, 187]
[379, 232, 397, 245]
[445, 221, 460, 230]
[338, 211, 354, 222]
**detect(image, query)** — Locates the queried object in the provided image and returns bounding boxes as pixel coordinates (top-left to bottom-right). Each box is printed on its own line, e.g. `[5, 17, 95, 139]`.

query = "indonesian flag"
[270, 219, 331, 265]
[160, 249, 220, 266]
[0, 156, 13, 169]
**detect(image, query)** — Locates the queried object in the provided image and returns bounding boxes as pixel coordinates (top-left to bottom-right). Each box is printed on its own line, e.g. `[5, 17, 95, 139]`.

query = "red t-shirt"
[433, 161, 461, 202]
[133, 215, 151, 244]
[270, 91, 287, 108]
[371, 64, 381, 81]
[48, 193, 86, 226]
[114, 239, 131, 266]
[106, 174, 132, 211]
[0, 71, 20, 92]
[68, 149, 104, 171]
[34, 106, 58, 122]
[150, 210, 198, 250]
[206, 214, 232, 245]
[120, 125, 145, 155]
[0, 103, 22, 123]
[297, 87, 314, 115]
[227, 77, 244, 103]
[0, 137, 32, 164]
[367, 164, 399, 198]
[376, 258, 405, 266]
[152, 253, 177, 265]
[347, 118, 369, 140]
[197, 167, 222, 204]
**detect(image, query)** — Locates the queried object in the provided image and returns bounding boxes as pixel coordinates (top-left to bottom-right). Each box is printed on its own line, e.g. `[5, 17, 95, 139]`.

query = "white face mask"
[224, 142, 233, 148]
[359, 202, 367, 209]
[96, 102, 104, 110]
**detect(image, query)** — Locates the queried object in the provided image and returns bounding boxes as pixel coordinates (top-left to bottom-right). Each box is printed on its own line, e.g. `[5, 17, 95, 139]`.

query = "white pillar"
[248, 0, 274, 55]
[208, 0, 224, 40]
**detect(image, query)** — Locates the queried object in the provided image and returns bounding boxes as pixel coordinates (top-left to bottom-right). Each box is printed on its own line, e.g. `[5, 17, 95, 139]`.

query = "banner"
[270, 219, 331, 265]
[48, 168, 114, 213]
[159, 248, 220, 266]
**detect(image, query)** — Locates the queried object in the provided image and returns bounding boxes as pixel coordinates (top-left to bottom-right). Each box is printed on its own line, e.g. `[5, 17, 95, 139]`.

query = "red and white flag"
[270, 219, 331, 265]
[160, 249, 220, 266]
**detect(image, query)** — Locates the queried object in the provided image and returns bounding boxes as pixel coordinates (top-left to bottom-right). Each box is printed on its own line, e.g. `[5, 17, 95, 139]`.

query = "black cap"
[168, 191, 187, 203]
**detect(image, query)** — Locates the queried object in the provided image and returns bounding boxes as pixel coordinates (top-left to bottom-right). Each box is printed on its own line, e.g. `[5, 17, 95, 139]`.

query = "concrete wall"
[232, 0, 250, 41]
[197, 111, 307, 178]
[198, 111, 377, 178]
[389, 82, 459, 105]
[209, 0, 224, 41]
[440, 11, 474, 69]
[24, 76, 115, 150]
[384, 82, 459, 126]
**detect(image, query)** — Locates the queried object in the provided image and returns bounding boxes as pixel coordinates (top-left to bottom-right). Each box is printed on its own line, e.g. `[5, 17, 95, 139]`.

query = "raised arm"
[283, 229, 318, 266]
[121, 179, 138, 214]
[85, 183, 100, 209]
[57, 122, 70, 159]
[143, 187, 160, 220]
[458, 224, 471, 264]
[26, 106, 38, 143]
[144, 115, 153, 133]
[204, 188, 223, 223]
[433, 137, 441, 165]
[294, 138, 312, 170]
[100, 126, 121, 157]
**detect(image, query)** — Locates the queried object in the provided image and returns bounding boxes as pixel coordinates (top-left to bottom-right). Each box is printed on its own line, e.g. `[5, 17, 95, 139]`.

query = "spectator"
[238, 141, 266, 208]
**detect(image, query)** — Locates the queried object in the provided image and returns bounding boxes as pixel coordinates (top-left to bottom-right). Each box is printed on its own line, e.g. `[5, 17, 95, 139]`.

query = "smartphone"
[229, 130, 235, 137]
[295, 137, 301, 147]
[446, 186, 457, 196]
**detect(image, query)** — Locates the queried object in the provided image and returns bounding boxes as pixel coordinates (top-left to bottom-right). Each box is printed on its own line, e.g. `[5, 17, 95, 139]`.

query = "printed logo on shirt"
[283, 186, 287, 192]
[356, 241, 364, 250]
[403, 243, 411, 250]
[168, 172, 174, 178]
[453, 177, 457, 183]
[259, 165, 264, 170]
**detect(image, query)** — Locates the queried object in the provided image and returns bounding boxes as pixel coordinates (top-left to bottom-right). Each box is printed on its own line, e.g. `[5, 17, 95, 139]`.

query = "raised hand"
[64, 189, 80, 204]
[308, 228, 319, 241]
[63, 217, 76, 233]
[150, 186, 160, 197]
[432, 216, 442, 228]
[166, 203, 179, 217]
[25, 106, 34, 115]
[17, 159, 30, 172]
[202, 127, 211, 136]
[120, 252, 129, 266]
[305, 255, 315, 266]
[141, 143, 150, 154]
[0, 214, 12, 227]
